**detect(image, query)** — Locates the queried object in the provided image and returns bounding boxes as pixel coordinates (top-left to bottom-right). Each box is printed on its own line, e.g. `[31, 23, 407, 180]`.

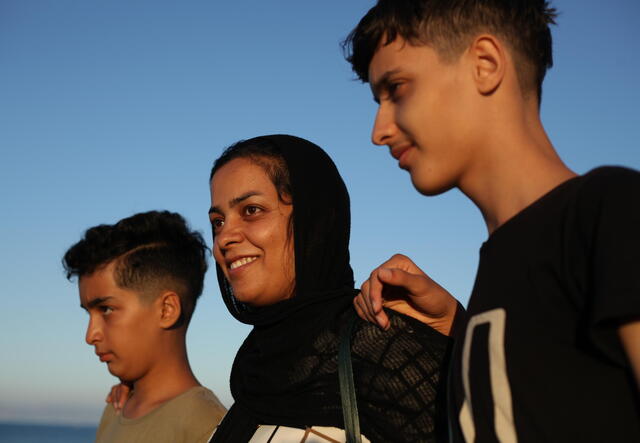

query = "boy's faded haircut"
[63, 210, 208, 326]
[343, 0, 557, 102]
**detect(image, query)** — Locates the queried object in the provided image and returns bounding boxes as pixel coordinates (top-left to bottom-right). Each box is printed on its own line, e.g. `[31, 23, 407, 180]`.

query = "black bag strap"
[338, 310, 362, 443]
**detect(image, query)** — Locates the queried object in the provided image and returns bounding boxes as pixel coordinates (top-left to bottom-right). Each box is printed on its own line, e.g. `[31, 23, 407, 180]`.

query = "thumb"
[377, 267, 431, 298]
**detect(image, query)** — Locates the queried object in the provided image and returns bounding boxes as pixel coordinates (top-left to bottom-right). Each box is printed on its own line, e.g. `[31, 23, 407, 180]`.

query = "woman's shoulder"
[351, 308, 451, 363]
[348, 309, 450, 442]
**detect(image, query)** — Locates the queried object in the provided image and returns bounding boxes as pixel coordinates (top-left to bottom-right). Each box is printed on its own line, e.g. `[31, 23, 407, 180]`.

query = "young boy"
[344, 1, 640, 441]
[63, 210, 226, 442]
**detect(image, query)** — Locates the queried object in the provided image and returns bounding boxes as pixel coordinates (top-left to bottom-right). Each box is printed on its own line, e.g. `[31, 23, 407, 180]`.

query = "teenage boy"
[344, 1, 640, 441]
[63, 210, 226, 442]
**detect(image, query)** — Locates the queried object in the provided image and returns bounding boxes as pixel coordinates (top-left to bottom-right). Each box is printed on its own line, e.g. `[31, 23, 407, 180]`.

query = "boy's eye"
[100, 306, 114, 315]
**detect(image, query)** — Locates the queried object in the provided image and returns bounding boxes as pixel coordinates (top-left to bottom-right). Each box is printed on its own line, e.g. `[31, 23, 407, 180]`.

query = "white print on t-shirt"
[459, 308, 517, 443]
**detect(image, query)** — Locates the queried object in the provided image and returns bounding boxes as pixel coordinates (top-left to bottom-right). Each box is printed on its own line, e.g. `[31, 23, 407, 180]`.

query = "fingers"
[116, 384, 129, 412]
[105, 383, 131, 415]
[357, 277, 390, 330]
[366, 269, 385, 313]
[377, 267, 431, 299]
[353, 295, 375, 324]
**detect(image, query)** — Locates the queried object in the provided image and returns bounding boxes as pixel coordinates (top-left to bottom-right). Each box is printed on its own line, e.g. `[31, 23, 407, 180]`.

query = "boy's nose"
[85, 317, 102, 345]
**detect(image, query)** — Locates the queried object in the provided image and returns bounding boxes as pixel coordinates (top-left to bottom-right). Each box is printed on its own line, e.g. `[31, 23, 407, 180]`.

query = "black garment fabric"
[449, 166, 640, 442]
[210, 135, 451, 442]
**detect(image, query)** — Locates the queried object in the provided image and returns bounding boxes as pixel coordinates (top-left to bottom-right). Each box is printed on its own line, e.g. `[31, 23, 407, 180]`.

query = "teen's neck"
[460, 107, 576, 235]
[123, 341, 199, 419]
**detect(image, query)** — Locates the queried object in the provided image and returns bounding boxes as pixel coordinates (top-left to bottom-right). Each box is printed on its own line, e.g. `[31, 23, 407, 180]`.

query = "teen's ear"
[469, 34, 505, 96]
[158, 291, 182, 329]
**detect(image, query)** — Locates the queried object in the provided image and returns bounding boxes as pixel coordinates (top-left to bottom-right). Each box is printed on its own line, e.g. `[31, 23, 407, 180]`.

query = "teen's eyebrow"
[81, 296, 114, 310]
[209, 191, 263, 215]
[371, 69, 401, 103]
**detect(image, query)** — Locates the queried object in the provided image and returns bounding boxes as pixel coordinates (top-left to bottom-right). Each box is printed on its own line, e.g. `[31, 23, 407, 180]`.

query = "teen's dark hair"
[63, 211, 208, 325]
[210, 137, 292, 204]
[343, 0, 557, 101]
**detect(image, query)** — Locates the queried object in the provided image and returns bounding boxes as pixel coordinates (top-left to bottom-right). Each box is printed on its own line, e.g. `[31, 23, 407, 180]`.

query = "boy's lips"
[96, 352, 114, 362]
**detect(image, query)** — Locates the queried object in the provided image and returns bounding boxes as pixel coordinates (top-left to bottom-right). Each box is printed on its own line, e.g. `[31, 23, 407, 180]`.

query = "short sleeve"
[585, 167, 640, 365]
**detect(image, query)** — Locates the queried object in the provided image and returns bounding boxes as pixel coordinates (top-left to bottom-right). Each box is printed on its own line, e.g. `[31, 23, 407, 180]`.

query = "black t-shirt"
[450, 166, 640, 442]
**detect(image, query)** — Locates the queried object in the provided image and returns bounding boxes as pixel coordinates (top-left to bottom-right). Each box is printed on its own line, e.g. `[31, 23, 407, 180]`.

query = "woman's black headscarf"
[215, 134, 356, 327]
[211, 135, 450, 442]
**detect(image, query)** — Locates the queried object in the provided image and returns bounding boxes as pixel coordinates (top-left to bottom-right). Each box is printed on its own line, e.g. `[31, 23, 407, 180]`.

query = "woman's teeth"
[230, 256, 258, 270]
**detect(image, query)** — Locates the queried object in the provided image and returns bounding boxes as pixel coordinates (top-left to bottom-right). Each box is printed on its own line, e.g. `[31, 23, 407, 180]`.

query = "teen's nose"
[85, 315, 102, 345]
[371, 104, 398, 146]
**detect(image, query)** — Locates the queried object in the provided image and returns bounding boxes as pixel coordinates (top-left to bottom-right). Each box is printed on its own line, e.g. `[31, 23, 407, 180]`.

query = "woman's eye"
[244, 205, 261, 216]
[211, 218, 224, 230]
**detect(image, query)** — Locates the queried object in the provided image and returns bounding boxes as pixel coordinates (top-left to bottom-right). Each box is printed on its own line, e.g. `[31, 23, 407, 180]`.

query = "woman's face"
[210, 157, 295, 306]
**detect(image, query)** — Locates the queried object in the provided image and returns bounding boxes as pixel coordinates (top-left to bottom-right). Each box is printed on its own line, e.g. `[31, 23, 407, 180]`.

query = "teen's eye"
[100, 306, 114, 315]
[388, 82, 404, 101]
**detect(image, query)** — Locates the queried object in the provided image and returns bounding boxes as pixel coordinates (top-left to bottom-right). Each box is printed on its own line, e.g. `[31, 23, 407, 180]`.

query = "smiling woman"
[210, 157, 294, 307]
[207, 135, 453, 443]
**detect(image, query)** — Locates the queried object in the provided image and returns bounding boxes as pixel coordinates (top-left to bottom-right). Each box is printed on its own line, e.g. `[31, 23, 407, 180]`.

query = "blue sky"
[1, 0, 638, 426]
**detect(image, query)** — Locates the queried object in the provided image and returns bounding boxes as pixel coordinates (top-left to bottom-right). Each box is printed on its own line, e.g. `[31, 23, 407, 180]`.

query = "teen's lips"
[389, 144, 414, 169]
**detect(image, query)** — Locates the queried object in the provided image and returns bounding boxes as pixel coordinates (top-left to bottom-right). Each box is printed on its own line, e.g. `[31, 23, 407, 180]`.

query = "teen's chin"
[411, 172, 454, 196]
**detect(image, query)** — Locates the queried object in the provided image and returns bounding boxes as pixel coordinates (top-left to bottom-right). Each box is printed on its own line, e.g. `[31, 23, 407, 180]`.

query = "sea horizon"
[0, 421, 97, 443]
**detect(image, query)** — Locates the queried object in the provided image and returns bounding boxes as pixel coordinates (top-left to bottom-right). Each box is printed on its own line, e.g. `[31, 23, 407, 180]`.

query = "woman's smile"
[228, 255, 259, 271]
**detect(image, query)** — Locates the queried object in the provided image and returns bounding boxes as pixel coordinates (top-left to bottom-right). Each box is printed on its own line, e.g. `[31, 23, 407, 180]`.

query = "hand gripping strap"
[338, 311, 362, 443]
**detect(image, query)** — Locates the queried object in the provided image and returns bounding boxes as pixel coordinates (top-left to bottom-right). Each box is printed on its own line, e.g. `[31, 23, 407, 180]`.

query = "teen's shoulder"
[582, 165, 640, 187]
[573, 166, 640, 226]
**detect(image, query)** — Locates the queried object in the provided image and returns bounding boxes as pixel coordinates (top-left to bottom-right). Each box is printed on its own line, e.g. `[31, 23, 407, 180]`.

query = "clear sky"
[1, 0, 638, 426]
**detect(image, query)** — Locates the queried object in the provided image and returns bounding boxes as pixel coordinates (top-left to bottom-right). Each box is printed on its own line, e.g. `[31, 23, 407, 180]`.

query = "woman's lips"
[228, 256, 258, 271]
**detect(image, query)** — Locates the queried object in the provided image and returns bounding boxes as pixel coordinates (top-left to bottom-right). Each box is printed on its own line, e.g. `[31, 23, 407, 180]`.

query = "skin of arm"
[619, 320, 640, 390]
[354, 254, 459, 336]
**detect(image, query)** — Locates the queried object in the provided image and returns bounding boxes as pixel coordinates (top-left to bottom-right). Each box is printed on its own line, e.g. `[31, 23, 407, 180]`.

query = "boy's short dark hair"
[343, 0, 557, 101]
[63, 210, 208, 325]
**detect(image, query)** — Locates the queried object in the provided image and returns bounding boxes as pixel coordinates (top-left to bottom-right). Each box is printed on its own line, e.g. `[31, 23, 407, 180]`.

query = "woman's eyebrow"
[209, 191, 263, 215]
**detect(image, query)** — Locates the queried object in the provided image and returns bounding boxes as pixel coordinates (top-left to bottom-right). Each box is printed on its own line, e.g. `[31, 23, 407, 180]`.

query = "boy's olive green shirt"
[96, 386, 226, 443]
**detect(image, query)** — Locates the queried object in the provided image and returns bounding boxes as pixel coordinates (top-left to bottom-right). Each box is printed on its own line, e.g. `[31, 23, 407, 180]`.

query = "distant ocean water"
[0, 422, 97, 443]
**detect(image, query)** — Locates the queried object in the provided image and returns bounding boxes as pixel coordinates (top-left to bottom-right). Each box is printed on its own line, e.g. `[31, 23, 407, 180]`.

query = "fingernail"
[378, 268, 391, 279]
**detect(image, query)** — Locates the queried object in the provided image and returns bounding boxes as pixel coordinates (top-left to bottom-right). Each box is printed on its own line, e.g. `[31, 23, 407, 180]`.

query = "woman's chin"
[233, 291, 288, 307]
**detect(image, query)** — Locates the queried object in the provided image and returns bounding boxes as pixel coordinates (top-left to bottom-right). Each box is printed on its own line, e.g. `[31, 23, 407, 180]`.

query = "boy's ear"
[468, 34, 505, 96]
[158, 291, 182, 329]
